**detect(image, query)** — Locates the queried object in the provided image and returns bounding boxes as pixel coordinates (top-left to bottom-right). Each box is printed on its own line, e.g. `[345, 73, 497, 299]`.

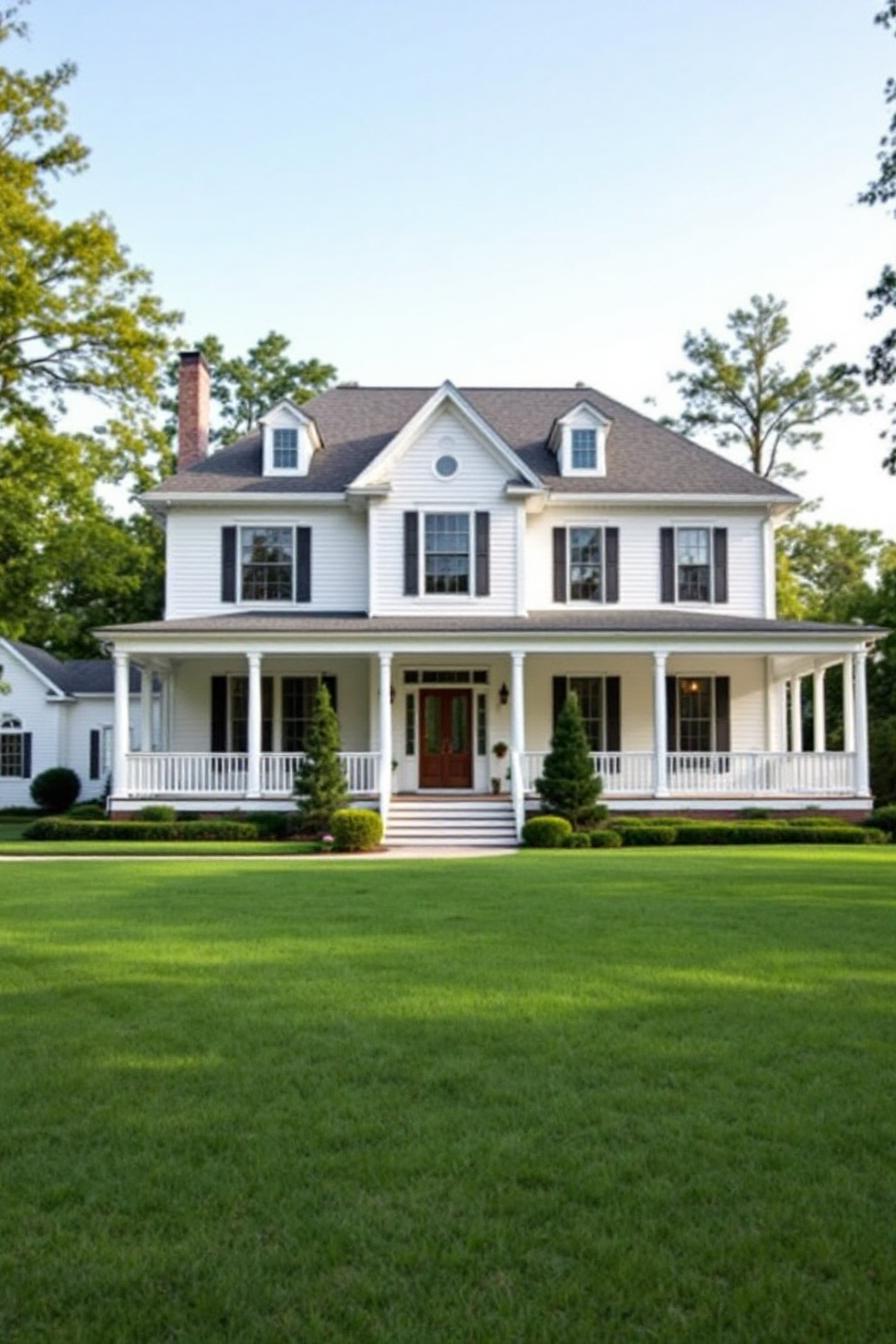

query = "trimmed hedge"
[30, 768, 80, 813]
[522, 816, 573, 848]
[674, 823, 884, 845]
[562, 831, 591, 849]
[868, 804, 896, 837]
[590, 828, 623, 848]
[614, 825, 677, 846]
[23, 819, 258, 842]
[67, 803, 107, 820]
[137, 805, 177, 822]
[332, 808, 382, 852]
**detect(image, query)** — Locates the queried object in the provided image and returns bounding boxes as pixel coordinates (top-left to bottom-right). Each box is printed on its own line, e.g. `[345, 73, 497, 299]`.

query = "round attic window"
[434, 453, 459, 479]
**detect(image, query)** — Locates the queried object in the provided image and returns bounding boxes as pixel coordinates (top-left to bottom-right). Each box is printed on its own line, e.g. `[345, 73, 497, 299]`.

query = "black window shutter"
[713, 528, 728, 604]
[604, 527, 619, 603]
[321, 674, 338, 714]
[660, 528, 675, 603]
[714, 676, 731, 752]
[295, 527, 311, 603]
[262, 677, 274, 752]
[553, 528, 567, 603]
[552, 675, 567, 732]
[605, 677, 621, 751]
[221, 526, 237, 603]
[22, 732, 32, 779]
[403, 512, 419, 595]
[89, 729, 100, 780]
[665, 676, 677, 751]
[210, 675, 228, 752]
[475, 512, 490, 596]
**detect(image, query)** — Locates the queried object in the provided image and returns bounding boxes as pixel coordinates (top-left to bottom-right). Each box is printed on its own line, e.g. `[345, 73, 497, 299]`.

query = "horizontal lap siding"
[371, 408, 519, 615]
[0, 659, 64, 806]
[165, 507, 368, 619]
[526, 507, 767, 617]
[170, 658, 370, 753]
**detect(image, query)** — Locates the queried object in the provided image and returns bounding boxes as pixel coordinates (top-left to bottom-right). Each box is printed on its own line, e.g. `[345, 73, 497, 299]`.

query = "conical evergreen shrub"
[535, 691, 604, 829]
[293, 683, 349, 834]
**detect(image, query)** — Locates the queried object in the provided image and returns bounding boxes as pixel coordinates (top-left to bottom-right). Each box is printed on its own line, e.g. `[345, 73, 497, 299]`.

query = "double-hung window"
[229, 676, 274, 752]
[272, 428, 298, 470]
[568, 677, 605, 750]
[281, 676, 317, 752]
[571, 428, 597, 470]
[569, 527, 603, 601]
[677, 528, 711, 602]
[424, 513, 470, 594]
[0, 716, 24, 776]
[241, 527, 293, 602]
[676, 677, 714, 752]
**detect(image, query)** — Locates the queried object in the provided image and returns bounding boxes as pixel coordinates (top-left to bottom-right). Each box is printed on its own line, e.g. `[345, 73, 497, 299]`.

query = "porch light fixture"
[498, 682, 509, 706]
[682, 679, 702, 694]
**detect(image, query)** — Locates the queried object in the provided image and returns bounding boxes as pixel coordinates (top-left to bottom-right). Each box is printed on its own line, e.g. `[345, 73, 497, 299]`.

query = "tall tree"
[293, 685, 349, 835]
[775, 522, 895, 622]
[164, 332, 337, 446]
[0, 5, 178, 639]
[535, 693, 605, 830]
[662, 295, 867, 480]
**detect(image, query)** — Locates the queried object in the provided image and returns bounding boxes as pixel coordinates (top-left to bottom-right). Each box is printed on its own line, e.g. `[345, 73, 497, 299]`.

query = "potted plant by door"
[490, 776, 501, 795]
[492, 741, 508, 761]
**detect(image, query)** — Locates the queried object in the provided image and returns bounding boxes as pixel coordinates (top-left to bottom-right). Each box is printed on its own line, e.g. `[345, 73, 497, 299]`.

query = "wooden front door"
[419, 689, 473, 788]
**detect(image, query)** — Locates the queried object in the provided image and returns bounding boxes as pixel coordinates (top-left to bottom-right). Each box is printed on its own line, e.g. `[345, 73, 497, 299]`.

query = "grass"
[0, 836, 320, 855]
[1, 849, 895, 1342]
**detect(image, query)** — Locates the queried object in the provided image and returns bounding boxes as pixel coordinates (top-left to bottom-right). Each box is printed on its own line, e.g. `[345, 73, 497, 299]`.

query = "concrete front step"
[386, 797, 518, 849]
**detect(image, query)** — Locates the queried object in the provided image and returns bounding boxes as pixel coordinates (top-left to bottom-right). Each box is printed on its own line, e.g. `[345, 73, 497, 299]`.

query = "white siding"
[0, 654, 63, 807]
[170, 656, 370, 754]
[370, 406, 521, 615]
[525, 505, 768, 617]
[165, 505, 368, 619]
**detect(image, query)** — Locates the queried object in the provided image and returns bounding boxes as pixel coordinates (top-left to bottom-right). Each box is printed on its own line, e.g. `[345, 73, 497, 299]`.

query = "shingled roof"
[5, 640, 141, 695]
[145, 385, 798, 500]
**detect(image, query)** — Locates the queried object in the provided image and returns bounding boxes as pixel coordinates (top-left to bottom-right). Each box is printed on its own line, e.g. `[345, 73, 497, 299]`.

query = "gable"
[376, 404, 521, 499]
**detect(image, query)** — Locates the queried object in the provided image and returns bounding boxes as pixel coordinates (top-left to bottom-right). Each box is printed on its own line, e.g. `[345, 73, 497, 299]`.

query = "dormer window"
[571, 429, 597, 470]
[272, 428, 298, 470]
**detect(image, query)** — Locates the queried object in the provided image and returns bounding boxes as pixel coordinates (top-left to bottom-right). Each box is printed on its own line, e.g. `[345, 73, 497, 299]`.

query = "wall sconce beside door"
[498, 682, 509, 707]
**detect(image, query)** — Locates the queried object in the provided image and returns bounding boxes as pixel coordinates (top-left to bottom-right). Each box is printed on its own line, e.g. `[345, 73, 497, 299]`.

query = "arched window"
[0, 715, 27, 778]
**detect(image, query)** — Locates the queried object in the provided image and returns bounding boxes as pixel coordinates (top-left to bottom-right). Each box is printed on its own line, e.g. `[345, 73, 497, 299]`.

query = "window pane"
[282, 677, 317, 752]
[571, 428, 597, 469]
[272, 428, 299, 469]
[569, 527, 603, 601]
[569, 677, 604, 751]
[405, 694, 415, 755]
[0, 732, 23, 777]
[678, 677, 712, 752]
[241, 527, 293, 602]
[677, 528, 710, 602]
[229, 677, 274, 752]
[424, 514, 470, 594]
[476, 693, 487, 755]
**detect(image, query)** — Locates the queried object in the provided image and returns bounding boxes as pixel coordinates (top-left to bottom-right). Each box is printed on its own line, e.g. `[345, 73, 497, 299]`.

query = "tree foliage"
[860, 2, 896, 472]
[535, 693, 604, 829]
[0, 5, 178, 642]
[165, 331, 337, 446]
[293, 685, 349, 835]
[662, 295, 867, 480]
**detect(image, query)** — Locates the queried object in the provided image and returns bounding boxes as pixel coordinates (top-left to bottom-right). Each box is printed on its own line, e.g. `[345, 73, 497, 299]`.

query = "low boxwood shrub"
[788, 814, 848, 827]
[30, 767, 80, 814]
[615, 825, 677, 846]
[738, 806, 771, 820]
[590, 829, 623, 848]
[68, 803, 107, 820]
[607, 814, 648, 826]
[674, 823, 879, 845]
[562, 831, 591, 849]
[521, 816, 573, 848]
[23, 819, 258, 841]
[867, 804, 896, 837]
[137, 804, 177, 822]
[332, 808, 383, 852]
[245, 811, 303, 839]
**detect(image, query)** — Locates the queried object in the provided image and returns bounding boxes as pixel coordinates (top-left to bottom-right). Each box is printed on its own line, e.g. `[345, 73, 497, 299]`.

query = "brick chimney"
[177, 350, 210, 470]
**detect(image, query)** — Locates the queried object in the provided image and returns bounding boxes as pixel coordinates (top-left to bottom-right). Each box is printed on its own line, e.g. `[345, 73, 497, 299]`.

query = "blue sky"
[25, 0, 896, 529]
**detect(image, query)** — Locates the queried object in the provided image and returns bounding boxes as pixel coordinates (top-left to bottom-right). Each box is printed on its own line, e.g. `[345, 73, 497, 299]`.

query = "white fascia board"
[349, 380, 543, 490]
[0, 636, 67, 697]
[141, 491, 347, 507]
[543, 492, 797, 508]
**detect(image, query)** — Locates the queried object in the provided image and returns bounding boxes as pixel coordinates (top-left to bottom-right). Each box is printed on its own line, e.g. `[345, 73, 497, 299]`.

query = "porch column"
[842, 654, 856, 753]
[812, 665, 826, 753]
[854, 647, 870, 796]
[790, 676, 803, 753]
[140, 664, 154, 752]
[510, 651, 525, 756]
[653, 651, 668, 797]
[378, 651, 393, 823]
[246, 651, 262, 798]
[112, 651, 130, 797]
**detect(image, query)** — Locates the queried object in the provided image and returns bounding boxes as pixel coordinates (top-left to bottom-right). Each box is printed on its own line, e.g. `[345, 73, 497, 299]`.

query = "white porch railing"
[125, 751, 380, 798]
[520, 751, 656, 795]
[520, 750, 857, 797]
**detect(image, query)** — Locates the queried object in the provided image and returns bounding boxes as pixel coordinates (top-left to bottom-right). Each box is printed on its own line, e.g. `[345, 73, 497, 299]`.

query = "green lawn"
[1, 850, 895, 1342]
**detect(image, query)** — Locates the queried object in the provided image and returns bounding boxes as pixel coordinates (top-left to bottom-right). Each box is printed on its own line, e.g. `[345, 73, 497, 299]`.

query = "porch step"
[386, 797, 518, 849]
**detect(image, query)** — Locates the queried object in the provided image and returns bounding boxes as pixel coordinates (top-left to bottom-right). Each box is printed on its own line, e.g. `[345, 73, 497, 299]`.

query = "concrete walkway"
[0, 847, 520, 863]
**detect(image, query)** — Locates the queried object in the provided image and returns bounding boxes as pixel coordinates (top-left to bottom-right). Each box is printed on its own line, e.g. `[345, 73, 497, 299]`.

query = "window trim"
[570, 427, 598, 470]
[237, 524, 298, 605]
[272, 427, 299, 471]
[566, 524, 605, 604]
[420, 510, 474, 598]
[675, 525, 713, 604]
[0, 714, 25, 778]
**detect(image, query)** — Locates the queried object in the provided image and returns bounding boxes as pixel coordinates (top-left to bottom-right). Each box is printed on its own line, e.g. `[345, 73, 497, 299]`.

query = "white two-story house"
[97, 352, 883, 840]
